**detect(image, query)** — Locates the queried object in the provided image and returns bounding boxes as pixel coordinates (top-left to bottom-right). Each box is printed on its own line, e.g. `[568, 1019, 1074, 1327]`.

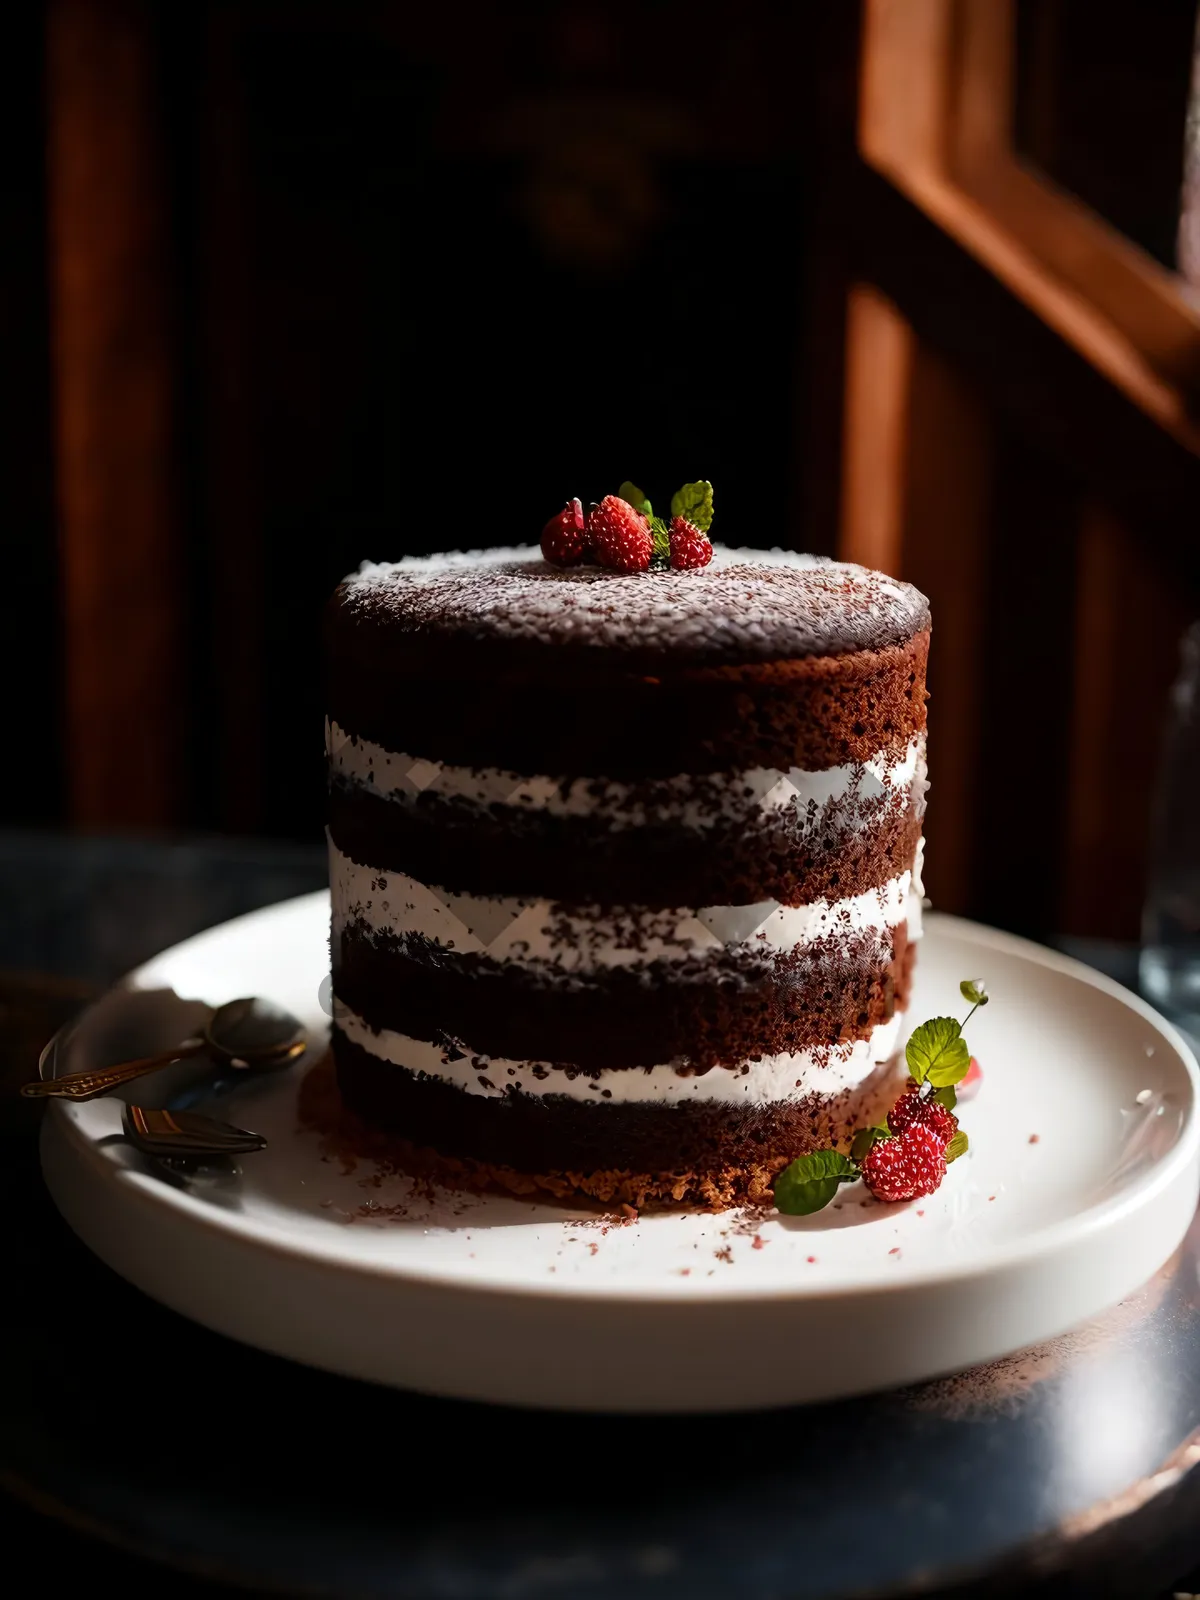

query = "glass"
[1141, 620, 1200, 1035]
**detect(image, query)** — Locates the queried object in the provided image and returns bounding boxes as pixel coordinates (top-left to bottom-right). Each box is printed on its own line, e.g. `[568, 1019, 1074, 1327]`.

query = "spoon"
[21, 997, 307, 1103]
[122, 1104, 268, 1159]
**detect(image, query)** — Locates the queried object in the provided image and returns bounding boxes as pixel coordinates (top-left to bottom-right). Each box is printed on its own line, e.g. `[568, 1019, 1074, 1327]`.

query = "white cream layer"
[334, 999, 906, 1105]
[329, 840, 920, 971]
[326, 719, 924, 832]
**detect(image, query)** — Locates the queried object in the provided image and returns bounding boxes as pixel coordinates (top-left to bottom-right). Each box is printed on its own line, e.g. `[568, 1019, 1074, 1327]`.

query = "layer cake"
[325, 545, 929, 1209]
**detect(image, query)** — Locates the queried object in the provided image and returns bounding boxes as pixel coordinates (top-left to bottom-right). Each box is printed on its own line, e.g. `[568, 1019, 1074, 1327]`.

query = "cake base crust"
[323, 1037, 908, 1211]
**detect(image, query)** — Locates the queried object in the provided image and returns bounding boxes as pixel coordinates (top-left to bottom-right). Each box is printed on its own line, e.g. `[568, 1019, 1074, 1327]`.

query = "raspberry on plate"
[861, 1124, 947, 1203]
[887, 1087, 959, 1148]
[668, 516, 713, 570]
[588, 495, 653, 572]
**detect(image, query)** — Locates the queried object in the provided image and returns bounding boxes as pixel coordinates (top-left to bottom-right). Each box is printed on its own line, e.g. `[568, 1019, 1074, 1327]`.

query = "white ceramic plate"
[40, 893, 1200, 1412]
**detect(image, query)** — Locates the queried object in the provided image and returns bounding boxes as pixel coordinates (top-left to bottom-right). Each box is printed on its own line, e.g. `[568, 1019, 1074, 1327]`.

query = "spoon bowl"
[204, 997, 307, 1071]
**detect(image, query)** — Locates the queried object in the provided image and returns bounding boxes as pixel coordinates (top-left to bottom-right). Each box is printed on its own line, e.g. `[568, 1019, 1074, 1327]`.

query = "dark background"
[2, 0, 1199, 931]
[3, 1, 821, 845]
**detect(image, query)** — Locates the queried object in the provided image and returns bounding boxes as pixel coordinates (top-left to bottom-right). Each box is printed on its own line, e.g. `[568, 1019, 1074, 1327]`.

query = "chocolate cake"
[324, 544, 930, 1210]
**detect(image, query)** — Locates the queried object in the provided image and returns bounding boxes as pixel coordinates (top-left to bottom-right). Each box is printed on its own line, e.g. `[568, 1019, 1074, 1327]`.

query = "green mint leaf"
[932, 1084, 958, 1111]
[906, 1016, 970, 1086]
[959, 978, 989, 1007]
[773, 1149, 858, 1216]
[850, 1124, 891, 1161]
[647, 514, 671, 566]
[926, 1042, 971, 1087]
[670, 480, 714, 532]
[944, 1130, 969, 1163]
[618, 481, 652, 518]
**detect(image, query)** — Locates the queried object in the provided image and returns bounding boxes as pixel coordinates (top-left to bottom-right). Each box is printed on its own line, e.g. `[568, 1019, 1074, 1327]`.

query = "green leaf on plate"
[773, 1148, 859, 1216]
[945, 1130, 969, 1164]
[906, 1016, 970, 1087]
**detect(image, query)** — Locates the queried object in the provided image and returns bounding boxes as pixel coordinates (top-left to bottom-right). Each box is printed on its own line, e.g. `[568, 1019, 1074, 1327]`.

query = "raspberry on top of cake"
[324, 482, 930, 1211]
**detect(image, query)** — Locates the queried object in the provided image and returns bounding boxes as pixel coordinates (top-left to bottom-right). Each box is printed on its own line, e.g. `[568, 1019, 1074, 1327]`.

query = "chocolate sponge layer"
[333, 922, 915, 1073]
[328, 778, 923, 907]
[327, 629, 929, 780]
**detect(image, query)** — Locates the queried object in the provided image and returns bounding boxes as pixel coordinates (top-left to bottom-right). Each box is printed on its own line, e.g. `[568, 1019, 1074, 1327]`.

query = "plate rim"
[45, 894, 1200, 1306]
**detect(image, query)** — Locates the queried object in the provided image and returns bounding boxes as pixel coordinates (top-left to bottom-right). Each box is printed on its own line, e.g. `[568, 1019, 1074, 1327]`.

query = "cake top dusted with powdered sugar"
[335, 545, 929, 662]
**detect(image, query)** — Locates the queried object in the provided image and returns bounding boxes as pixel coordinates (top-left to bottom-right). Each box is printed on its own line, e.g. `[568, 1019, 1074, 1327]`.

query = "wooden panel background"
[834, 0, 1200, 940]
[27, 0, 1200, 943]
[47, 0, 185, 829]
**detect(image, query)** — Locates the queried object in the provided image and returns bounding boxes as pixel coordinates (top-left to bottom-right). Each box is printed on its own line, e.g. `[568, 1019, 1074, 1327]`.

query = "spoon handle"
[21, 1039, 207, 1101]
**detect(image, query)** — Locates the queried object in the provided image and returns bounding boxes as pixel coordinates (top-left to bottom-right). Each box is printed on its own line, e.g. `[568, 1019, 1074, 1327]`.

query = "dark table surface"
[4, 832, 1200, 1600]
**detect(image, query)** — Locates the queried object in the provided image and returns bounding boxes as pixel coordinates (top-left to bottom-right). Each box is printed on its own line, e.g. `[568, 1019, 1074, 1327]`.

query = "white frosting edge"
[333, 999, 906, 1105]
[328, 841, 920, 970]
[326, 719, 924, 831]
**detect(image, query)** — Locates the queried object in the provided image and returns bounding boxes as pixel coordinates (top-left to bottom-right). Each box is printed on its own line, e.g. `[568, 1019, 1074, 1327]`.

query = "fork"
[122, 1105, 268, 1159]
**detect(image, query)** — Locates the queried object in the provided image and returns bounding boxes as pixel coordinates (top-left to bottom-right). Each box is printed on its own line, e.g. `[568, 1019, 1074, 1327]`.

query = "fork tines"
[123, 1105, 268, 1157]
